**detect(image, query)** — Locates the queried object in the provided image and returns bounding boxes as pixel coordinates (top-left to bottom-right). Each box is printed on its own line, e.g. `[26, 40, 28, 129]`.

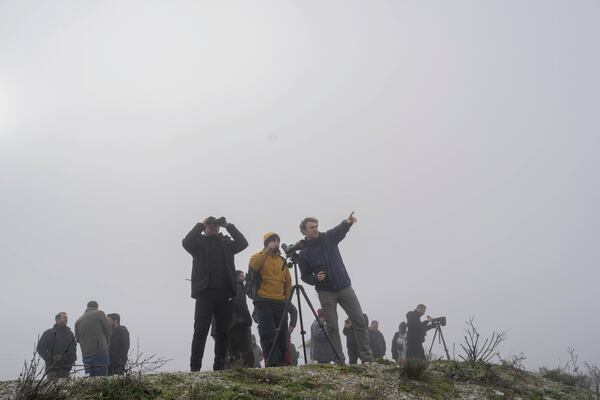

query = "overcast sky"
[1, 0, 599, 380]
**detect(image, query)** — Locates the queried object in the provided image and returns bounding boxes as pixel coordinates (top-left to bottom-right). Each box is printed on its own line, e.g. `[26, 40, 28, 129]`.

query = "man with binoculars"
[182, 216, 248, 371]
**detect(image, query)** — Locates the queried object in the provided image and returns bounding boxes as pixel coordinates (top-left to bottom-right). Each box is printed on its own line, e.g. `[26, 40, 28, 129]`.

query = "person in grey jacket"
[310, 309, 337, 364]
[37, 312, 77, 379]
[75, 301, 112, 376]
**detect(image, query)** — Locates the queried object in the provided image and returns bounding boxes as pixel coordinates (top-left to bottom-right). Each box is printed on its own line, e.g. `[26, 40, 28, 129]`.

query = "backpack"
[244, 267, 262, 300]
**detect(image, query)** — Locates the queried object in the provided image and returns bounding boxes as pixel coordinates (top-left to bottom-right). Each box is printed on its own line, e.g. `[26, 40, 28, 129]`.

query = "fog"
[1, 0, 599, 379]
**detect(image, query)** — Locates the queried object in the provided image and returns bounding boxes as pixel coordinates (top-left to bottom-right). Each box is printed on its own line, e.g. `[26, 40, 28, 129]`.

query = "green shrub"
[540, 367, 588, 387]
[78, 376, 162, 400]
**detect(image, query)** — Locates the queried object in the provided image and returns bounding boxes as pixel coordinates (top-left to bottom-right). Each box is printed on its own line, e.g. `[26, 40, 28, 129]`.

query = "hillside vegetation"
[1, 360, 596, 399]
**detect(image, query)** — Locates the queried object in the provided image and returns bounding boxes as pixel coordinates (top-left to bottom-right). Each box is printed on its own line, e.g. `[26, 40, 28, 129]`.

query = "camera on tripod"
[428, 316, 450, 360]
[281, 241, 306, 269]
[282, 240, 306, 256]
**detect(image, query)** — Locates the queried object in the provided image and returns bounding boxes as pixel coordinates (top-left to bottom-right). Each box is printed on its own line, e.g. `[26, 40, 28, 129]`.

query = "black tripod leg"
[297, 286, 343, 363]
[265, 287, 296, 366]
[428, 327, 439, 360]
[438, 328, 451, 360]
[293, 285, 309, 364]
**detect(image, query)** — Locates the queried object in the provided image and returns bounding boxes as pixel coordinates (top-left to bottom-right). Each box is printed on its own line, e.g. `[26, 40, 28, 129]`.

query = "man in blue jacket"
[298, 212, 373, 364]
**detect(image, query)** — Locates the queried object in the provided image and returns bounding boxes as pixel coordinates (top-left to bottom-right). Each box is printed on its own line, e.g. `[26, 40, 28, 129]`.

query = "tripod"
[266, 253, 342, 365]
[427, 323, 451, 361]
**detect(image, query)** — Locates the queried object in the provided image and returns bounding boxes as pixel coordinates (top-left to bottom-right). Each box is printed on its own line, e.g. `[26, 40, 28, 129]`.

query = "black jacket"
[109, 325, 130, 367]
[406, 311, 433, 344]
[37, 325, 77, 371]
[343, 313, 368, 349]
[369, 329, 386, 358]
[183, 223, 248, 299]
[230, 281, 252, 328]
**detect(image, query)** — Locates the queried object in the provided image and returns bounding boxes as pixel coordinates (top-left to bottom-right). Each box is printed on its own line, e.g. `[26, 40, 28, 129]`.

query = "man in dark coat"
[227, 270, 254, 367]
[298, 212, 373, 365]
[343, 313, 368, 364]
[182, 216, 248, 371]
[107, 313, 130, 375]
[406, 304, 434, 360]
[368, 320, 386, 359]
[37, 312, 77, 379]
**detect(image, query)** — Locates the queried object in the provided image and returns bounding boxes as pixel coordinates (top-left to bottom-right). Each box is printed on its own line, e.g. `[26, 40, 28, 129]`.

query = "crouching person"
[37, 312, 77, 380]
[249, 232, 292, 367]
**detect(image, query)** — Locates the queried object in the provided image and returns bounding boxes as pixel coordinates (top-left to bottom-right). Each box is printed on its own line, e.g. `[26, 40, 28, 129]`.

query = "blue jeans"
[83, 350, 109, 377]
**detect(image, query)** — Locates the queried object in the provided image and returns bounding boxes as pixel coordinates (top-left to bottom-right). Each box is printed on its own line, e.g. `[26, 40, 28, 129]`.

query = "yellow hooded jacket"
[249, 250, 292, 301]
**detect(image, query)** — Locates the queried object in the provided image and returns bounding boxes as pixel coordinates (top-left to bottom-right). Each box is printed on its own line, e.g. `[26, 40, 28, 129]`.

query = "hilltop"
[0, 360, 596, 399]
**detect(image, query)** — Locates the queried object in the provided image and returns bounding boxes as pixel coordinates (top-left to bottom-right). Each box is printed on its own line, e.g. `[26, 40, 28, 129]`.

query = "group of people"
[184, 212, 441, 371]
[37, 211, 436, 379]
[36, 302, 130, 378]
[182, 213, 373, 370]
[332, 304, 435, 364]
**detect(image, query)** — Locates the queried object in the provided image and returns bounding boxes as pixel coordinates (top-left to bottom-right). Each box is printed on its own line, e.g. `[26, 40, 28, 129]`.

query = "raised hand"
[346, 211, 357, 225]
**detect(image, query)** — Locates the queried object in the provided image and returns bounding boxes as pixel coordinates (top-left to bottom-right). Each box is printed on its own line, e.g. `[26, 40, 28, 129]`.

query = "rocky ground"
[0, 360, 595, 399]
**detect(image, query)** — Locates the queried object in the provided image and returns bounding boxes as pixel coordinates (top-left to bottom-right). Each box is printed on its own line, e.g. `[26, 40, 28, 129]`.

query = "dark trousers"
[347, 345, 358, 365]
[228, 323, 254, 368]
[191, 289, 233, 371]
[406, 340, 426, 360]
[255, 300, 288, 367]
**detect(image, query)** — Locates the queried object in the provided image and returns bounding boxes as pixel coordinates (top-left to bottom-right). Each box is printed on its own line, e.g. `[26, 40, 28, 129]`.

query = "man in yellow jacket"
[249, 232, 292, 367]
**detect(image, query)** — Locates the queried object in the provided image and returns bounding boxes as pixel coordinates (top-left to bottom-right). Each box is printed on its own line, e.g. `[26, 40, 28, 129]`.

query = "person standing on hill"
[406, 304, 434, 360]
[107, 313, 130, 375]
[37, 312, 77, 379]
[249, 232, 292, 367]
[75, 301, 112, 377]
[182, 216, 248, 371]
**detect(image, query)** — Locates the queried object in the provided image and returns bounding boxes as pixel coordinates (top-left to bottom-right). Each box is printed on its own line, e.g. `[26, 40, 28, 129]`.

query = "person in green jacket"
[75, 301, 112, 376]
